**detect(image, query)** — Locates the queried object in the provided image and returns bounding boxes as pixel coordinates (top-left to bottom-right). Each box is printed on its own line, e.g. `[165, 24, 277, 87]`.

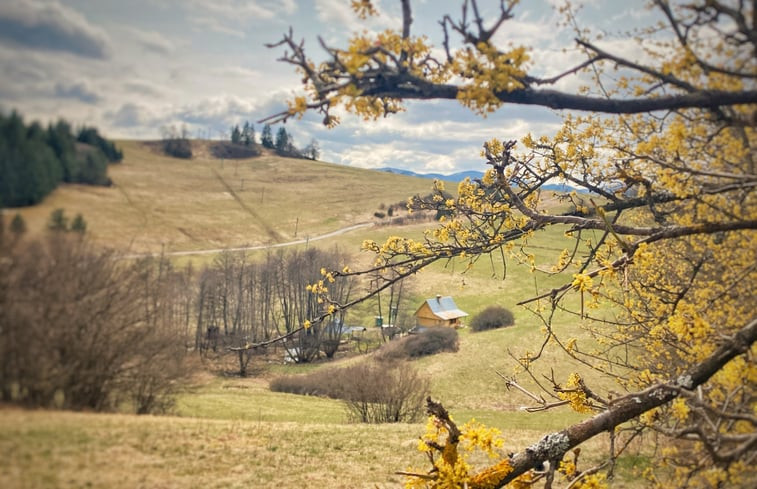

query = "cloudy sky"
[0, 0, 645, 174]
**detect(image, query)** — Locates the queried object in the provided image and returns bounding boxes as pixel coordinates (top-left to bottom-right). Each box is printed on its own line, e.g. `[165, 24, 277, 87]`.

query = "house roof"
[416, 295, 468, 320]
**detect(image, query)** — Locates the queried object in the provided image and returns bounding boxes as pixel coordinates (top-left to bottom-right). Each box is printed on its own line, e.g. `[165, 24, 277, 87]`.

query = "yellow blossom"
[571, 273, 593, 292]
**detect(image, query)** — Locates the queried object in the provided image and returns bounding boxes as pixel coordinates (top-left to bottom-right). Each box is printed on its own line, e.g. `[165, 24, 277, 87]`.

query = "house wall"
[415, 303, 453, 327]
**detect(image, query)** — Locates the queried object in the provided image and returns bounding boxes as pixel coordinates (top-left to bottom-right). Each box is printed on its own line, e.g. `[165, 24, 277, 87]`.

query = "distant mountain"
[378, 167, 586, 192]
[378, 167, 484, 183]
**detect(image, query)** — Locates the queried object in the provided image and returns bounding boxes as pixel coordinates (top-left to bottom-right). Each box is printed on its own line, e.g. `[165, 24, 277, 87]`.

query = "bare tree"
[0, 235, 190, 413]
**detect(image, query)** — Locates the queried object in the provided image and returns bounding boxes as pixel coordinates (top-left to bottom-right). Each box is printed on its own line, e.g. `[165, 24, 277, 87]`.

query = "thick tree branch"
[484, 317, 757, 488]
[266, 0, 756, 124]
[358, 81, 757, 114]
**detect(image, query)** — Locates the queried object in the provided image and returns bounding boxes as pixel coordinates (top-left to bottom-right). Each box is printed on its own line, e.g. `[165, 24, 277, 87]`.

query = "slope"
[7, 140, 436, 254]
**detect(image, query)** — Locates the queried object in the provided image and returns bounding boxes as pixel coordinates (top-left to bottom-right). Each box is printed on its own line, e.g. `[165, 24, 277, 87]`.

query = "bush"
[210, 141, 260, 159]
[375, 327, 459, 361]
[341, 361, 429, 423]
[470, 305, 515, 332]
[270, 368, 341, 397]
[161, 125, 193, 159]
[163, 138, 192, 158]
[270, 360, 429, 423]
[77, 126, 123, 162]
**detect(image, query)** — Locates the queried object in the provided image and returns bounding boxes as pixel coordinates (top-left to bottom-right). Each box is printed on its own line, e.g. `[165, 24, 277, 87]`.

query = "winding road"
[122, 222, 374, 259]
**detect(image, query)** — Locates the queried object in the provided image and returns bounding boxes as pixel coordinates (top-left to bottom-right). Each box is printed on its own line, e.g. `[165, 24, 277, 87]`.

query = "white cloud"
[314, 0, 400, 32]
[127, 27, 177, 54]
[184, 0, 300, 37]
[0, 0, 111, 58]
[0, 42, 107, 106]
[330, 142, 480, 174]
[190, 16, 246, 38]
[213, 66, 262, 80]
[121, 80, 167, 99]
[314, 0, 356, 26]
[279, 0, 297, 15]
[102, 93, 282, 138]
[107, 102, 155, 128]
[175, 95, 259, 125]
[187, 0, 276, 20]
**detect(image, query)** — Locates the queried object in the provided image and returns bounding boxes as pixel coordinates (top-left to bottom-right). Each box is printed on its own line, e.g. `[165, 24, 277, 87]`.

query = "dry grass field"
[9, 140, 434, 254]
[0, 405, 633, 489]
[1, 142, 650, 488]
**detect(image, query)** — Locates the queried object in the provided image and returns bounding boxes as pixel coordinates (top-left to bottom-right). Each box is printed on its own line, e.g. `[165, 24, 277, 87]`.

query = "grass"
[0, 406, 426, 489]
[0, 401, 646, 489]
[2, 141, 646, 488]
[10, 141, 434, 254]
[175, 376, 347, 424]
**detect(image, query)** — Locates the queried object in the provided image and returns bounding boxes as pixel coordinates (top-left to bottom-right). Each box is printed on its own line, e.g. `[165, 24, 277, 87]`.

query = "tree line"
[234, 121, 320, 160]
[0, 216, 360, 412]
[160, 120, 320, 161]
[0, 111, 122, 207]
[195, 247, 353, 375]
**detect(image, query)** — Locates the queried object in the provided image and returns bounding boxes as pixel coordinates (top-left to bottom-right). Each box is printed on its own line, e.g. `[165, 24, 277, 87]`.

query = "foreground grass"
[1, 385, 647, 489]
[0, 406, 425, 489]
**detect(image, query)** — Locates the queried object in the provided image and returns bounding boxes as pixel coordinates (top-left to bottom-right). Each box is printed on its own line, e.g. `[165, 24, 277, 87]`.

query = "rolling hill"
[0, 140, 637, 489]
[7, 140, 438, 255]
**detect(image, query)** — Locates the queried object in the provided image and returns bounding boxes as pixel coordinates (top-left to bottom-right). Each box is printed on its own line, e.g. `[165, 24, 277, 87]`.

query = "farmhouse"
[414, 295, 468, 328]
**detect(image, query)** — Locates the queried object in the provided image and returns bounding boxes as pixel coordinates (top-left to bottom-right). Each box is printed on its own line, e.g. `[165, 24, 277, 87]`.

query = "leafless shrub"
[269, 367, 341, 397]
[341, 361, 429, 423]
[270, 360, 429, 423]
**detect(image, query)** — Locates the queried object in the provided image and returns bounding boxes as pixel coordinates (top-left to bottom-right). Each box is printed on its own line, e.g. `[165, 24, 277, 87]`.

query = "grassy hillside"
[2, 142, 647, 488]
[9, 140, 435, 254]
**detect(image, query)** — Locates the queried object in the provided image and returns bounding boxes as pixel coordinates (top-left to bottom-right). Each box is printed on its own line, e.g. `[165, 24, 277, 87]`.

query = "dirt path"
[122, 222, 373, 259]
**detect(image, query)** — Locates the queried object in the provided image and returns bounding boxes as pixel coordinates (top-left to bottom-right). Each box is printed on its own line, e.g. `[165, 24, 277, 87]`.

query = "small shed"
[414, 295, 468, 328]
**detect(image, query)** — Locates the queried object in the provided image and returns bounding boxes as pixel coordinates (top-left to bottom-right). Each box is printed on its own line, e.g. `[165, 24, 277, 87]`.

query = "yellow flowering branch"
[406, 319, 755, 488]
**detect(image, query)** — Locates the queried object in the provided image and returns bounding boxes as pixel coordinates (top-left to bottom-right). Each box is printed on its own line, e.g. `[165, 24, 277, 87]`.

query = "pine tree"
[47, 208, 68, 232]
[46, 120, 79, 182]
[70, 213, 87, 234]
[261, 124, 274, 149]
[231, 125, 242, 144]
[242, 121, 254, 146]
[77, 126, 122, 162]
[275, 127, 290, 153]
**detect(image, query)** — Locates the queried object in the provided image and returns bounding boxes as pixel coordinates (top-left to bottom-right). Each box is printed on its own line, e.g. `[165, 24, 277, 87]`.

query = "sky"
[0, 0, 647, 174]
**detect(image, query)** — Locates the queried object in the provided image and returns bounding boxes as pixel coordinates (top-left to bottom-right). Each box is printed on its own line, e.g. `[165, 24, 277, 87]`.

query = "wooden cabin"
[414, 295, 468, 328]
